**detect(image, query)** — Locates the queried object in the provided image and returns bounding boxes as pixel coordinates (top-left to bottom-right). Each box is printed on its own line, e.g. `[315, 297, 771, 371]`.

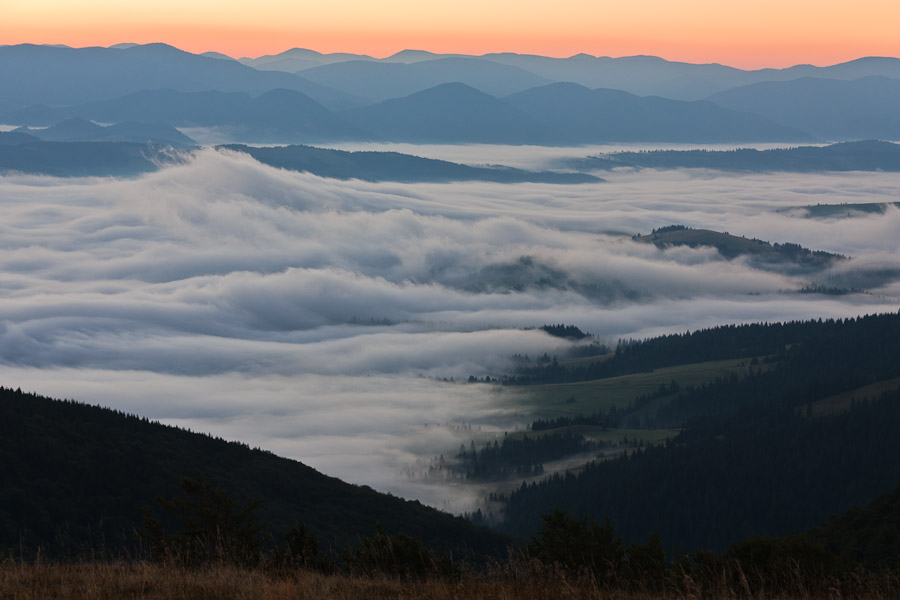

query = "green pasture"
[500, 357, 758, 417]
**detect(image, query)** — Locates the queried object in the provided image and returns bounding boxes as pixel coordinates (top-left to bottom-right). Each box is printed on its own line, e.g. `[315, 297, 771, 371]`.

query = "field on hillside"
[501, 357, 757, 417]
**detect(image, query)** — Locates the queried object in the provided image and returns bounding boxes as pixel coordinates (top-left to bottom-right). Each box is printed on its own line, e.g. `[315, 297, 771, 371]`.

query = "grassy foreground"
[1, 561, 898, 600]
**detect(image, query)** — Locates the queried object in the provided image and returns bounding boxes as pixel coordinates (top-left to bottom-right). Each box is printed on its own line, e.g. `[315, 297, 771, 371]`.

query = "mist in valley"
[1, 146, 898, 513]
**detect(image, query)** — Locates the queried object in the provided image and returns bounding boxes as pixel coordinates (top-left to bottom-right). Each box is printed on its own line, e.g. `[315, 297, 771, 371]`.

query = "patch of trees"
[539, 324, 588, 339]
[451, 432, 598, 481]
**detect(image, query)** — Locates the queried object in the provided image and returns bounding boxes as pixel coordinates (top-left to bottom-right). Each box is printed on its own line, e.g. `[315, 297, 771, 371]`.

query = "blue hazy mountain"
[342, 82, 807, 144]
[2, 89, 370, 143]
[567, 140, 900, 172]
[238, 48, 379, 72]
[0, 131, 42, 145]
[15, 117, 196, 146]
[297, 57, 552, 103]
[235, 48, 900, 102]
[707, 76, 900, 140]
[0, 43, 361, 110]
[341, 82, 554, 143]
[0, 141, 178, 177]
[486, 54, 900, 100]
[504, 82, 809, 142]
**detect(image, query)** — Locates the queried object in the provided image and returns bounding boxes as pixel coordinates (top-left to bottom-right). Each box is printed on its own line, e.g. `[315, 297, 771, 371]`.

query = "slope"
[0, 387, 508, 558]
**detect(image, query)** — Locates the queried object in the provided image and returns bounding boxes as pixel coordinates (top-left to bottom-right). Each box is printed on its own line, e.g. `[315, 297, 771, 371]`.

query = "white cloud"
[1, 148, 898, 511]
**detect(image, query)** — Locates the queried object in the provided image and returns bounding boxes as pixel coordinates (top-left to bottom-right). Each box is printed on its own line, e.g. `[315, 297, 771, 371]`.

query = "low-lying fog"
[1, 146, 898, 512]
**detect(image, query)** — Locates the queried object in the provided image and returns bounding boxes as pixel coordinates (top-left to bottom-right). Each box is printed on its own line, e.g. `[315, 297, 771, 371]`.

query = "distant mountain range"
[707, 76, 900, 140]
[297, 57, 552, 103]
[1, 82, 806, 145]
[0, 43, 361, 110]
[504, 83, 808, 143]
[235, 48, 900, 101]
[3, 89, 370, 142]
[1, 44, 899, 144]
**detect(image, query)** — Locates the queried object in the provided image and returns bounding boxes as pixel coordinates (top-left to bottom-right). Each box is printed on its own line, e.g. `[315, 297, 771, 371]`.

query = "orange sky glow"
[3, 0, 899, 69]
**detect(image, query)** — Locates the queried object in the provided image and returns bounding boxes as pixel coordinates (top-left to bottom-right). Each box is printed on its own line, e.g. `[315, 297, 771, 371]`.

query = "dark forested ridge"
[0, 138, 599, 182]
[496, 312, 900, 550]
[632, 225, 844, 274]
[569, 140, 900, 172]
[220, 144, 601, 183]
[0, 141, 182, 177]
[0, 387, 507, 559]
[507, 313, 898, 385]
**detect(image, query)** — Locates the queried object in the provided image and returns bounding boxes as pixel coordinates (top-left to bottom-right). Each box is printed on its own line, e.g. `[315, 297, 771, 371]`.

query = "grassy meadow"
[2, 560, 898, 600]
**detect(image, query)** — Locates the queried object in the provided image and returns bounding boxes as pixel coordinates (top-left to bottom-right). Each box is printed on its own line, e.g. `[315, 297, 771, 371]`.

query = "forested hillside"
[0, 387, 507, 559]
[496, 313, 900, 550]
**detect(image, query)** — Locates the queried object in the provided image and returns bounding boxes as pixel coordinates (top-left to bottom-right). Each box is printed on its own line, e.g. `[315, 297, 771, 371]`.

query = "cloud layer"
[1, 148, 898, 510]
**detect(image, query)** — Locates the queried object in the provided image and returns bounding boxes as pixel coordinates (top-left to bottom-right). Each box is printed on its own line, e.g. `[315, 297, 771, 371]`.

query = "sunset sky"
[3, 0, 899, 69]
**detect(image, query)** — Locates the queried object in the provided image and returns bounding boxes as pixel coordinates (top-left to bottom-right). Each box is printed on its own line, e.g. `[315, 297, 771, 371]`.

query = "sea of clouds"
[1, 147, 898, 511]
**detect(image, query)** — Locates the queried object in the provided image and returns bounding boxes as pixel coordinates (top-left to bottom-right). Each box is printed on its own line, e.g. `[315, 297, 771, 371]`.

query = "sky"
[3, 0, 899, 68]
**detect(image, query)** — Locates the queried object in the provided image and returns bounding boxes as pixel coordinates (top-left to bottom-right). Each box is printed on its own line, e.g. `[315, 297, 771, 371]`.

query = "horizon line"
[6, 41, 899, 71]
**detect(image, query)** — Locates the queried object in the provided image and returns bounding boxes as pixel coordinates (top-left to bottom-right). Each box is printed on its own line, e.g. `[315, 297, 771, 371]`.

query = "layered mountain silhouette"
[341, 82, 553, 143]
[0, 43, 360, 110]
[707, 76, 900, 140]
[297, 57, 552, 103]
[234, 47, 900, 101]
[341, 82, 805, 143]
[505, 82, 809, 142]
[2, 89, 370, 143]
[3, 43, 900, 145]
